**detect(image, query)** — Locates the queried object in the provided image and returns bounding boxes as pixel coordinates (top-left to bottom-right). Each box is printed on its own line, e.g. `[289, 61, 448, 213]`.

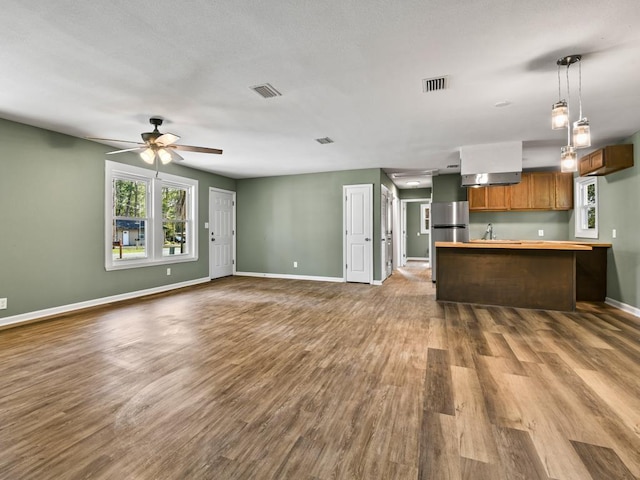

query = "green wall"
[406, 202, 429, 257]
[432, 174, 467, 202]
[399, 188, 432, 199]
[0, 118, 235, 319]
[571, 131, 639, 309]
[236, 168, 386, 280]
[470, 211, 570, 241]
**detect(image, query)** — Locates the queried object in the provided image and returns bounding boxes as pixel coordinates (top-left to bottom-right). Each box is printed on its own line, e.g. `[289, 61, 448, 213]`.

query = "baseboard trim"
[0, 277, 211, 330]
[406, 257, 429, 261]
[605, 297, 640, 318]
[235, 272, 345, 283]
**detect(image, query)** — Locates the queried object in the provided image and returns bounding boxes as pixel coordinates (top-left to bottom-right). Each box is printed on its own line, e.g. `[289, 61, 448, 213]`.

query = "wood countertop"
[434, 240, 612, 251]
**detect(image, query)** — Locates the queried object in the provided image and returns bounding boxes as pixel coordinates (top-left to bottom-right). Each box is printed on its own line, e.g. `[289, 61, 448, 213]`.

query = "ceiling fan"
[88, 117, 223, 165]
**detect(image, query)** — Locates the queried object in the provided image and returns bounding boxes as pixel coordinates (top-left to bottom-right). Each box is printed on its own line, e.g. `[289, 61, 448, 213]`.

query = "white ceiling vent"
[422, 76, 449, 93]
[315, 137, 334, 144]
[250, 83, 282, 98]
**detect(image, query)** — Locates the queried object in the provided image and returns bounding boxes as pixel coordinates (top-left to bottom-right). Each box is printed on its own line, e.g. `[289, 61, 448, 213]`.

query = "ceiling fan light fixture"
[140, 147, 156, 164]
[158, 148, 173, 164]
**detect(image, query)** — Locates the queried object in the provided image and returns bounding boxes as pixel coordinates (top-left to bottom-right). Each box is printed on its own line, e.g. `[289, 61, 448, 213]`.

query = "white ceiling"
[2, 1, 640, 189]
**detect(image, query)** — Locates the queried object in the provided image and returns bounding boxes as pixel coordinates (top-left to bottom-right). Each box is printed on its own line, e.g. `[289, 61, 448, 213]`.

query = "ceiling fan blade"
[155, 133, 180, 146]
[86, 137, 145, 146]
[106, 147, 145, 155]
[173, 144, 223, 155]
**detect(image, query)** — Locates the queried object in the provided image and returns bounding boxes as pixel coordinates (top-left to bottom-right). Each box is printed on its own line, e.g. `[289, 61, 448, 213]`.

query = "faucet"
[482, 223, 495, 240]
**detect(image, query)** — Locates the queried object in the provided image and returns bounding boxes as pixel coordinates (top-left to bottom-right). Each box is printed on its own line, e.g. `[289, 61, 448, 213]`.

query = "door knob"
[211, 238, 215, 242]
[365, 237, 371, 241]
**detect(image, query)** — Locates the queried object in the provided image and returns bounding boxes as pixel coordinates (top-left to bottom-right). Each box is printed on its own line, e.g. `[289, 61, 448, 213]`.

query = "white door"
[344, 184, 373, 284]
[209, 188, 235, 279]
[122, 230, 129, 246]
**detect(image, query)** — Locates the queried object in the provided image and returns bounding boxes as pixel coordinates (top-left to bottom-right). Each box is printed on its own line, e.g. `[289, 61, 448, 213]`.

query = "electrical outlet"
[612, 229, 617, 238]
[417, 232, 420, 236]
[0, 298, 6, 310]
[538, 229, 544, 237]
[166, 267, 171, 276]
[293, 261, 298, 268]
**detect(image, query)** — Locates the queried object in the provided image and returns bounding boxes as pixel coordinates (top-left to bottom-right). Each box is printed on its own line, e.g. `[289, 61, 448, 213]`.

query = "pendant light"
[552, 54, 590, 173]
[551, 64, 568, 129]
[572, 59, 591, 148]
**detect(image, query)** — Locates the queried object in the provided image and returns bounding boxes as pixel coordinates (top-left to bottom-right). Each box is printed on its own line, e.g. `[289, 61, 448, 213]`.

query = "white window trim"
[105, 161, 198, 270]
[574, 176, 598, 239]
[419, 203, 430, 235]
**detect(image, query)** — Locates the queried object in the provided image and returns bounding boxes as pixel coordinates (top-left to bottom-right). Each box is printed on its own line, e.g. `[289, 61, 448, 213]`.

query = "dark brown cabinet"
[579, 144, 633, 176]
[468, 172, 573, 211]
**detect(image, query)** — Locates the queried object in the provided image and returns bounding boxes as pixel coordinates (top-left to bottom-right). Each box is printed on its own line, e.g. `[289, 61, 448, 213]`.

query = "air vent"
[422, 76, 449, 93]
[250, 83, 282, 98]
[446, 164, 459, 169]
[316, 137, 334, 145]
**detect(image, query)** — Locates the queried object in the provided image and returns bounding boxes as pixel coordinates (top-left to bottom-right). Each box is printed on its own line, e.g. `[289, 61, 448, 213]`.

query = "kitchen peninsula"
[435, 241, 611, 311]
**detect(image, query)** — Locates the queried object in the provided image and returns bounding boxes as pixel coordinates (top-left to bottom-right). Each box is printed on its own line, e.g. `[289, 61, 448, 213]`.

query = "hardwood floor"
[1, 263, 638, 479]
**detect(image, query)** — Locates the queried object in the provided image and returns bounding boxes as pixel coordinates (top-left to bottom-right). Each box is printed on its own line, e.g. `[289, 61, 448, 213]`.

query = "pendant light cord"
[578, 60, 583, 120]
[566, 64, 571, 146]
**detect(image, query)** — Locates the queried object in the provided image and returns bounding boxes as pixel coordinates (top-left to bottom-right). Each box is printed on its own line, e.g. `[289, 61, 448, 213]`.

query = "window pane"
[163, 221, 188, 256]
[586, 183, 596, 204]
[114, 178, 146, 217]
[112, 220, 146, 260]
[587, 207, 596, 229]
[163, 186, 187, 221]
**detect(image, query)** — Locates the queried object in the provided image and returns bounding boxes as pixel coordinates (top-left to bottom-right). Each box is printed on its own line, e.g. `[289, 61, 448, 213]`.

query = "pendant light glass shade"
[573, 118, 591, 148]
[551, 100, 569, 129]
[140, 147, 156, 164]
[560, 145, 578, 172]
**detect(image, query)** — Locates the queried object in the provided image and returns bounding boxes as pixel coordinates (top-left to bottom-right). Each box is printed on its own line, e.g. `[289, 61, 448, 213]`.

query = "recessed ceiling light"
[494, 100, 512, 108]
[406, 181, 420, 186]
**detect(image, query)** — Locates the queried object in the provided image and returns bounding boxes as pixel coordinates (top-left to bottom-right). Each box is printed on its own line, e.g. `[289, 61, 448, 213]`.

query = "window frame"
[105, 161, 198, 271]
[574, 176, 598, 239]
[419, 203, 430, 235]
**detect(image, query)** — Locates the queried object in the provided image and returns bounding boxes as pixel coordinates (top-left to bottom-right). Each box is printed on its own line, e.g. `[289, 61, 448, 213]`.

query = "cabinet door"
[554, 172, 574, 210]
[509, 174, 530, 209]
[530, 172, 554, 209]
[486, 186, 509, 210]
[468, 187, 488, 210]
[590, 149, 604, 170]
[579, 155, 592, 176]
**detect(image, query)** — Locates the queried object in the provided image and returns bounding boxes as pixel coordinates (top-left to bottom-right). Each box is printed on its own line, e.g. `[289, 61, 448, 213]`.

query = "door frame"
[208, 187, 237, 279]
[380, 184, 393, 282]
[399, 198, 431, 266]
[343, 184, 373, 284]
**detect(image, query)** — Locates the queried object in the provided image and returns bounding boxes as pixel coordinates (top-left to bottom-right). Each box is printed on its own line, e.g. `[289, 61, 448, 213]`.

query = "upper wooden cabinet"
[468, 172, 573, 211]
[579, 144, 634, 176]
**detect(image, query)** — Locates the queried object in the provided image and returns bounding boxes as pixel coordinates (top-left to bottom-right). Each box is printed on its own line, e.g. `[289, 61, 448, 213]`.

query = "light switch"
[538, 229, 544, 237]
[612, 229, 617, 238]
[204, 222, 209, 228]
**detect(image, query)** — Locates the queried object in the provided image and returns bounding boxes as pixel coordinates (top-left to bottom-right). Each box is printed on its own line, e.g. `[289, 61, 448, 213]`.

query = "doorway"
[400, 198, 431, 267]
[209, 188, 236, 279]
[381, 185, 394, 282]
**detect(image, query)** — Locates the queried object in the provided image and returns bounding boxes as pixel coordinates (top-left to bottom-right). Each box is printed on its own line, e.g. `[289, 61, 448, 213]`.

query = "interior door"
[344, 184, 373, 284]
[209, 188, 234, 279]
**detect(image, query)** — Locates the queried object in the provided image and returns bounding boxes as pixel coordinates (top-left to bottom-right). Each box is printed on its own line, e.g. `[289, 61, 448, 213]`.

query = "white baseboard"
[0, 277, 211, 329]
[235, 271, 345, 283]
[406, 257, 429, 262]
[605, 297, 640, 318]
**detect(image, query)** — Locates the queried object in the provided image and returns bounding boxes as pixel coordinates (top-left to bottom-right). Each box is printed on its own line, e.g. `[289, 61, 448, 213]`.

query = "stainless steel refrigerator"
[430, 201, 469, 282]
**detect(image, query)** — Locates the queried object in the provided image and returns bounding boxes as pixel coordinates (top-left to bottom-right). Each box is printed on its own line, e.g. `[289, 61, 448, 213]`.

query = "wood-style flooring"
[1, 263, 639, 479]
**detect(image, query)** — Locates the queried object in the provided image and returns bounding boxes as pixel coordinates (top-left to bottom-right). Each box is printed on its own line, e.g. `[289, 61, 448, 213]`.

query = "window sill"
[106, 255, 198, 271]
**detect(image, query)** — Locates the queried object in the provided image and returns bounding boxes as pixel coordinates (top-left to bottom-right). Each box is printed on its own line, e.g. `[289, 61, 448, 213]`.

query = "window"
[575, 176, 598, 238]
[420, 203, 430, 234]
[105, 161, 198, 270]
